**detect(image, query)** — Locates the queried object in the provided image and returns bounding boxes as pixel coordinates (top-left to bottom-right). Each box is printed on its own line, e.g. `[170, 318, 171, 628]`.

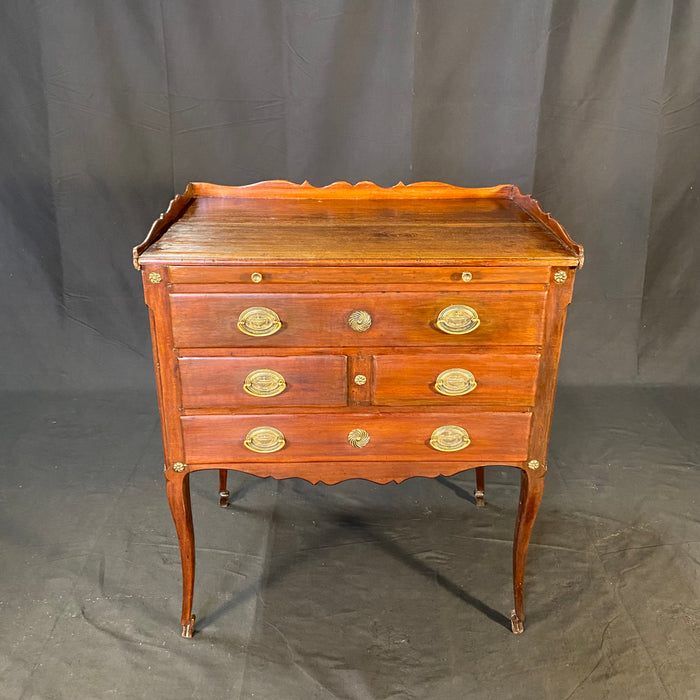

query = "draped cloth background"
[2, 0, 699, 390]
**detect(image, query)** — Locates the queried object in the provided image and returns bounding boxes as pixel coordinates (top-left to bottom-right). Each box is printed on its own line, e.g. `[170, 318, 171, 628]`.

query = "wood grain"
[168, 291, 546, 348]
[178, 355, 348, 408]
[371, 352, 539, 406]
[181, 411, 531, 464]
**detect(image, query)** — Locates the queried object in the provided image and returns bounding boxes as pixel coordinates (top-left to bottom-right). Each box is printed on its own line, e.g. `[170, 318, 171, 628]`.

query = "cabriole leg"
[474, 466, 485, 507]
[218, 469, 230, 507]
[166, 471, 196, 638]
[511, 465, 545, 634]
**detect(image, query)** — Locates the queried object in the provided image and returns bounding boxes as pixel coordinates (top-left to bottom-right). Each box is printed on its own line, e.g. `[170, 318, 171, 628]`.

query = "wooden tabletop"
[136, 181, 583, 268]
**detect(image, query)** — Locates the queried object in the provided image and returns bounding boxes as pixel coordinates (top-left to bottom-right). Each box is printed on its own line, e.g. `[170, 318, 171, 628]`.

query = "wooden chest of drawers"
[134, 180, 583, 637]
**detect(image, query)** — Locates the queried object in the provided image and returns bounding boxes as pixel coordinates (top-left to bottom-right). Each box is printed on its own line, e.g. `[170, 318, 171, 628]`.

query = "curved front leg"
[165, 470, 196, 638]
[511, 463, 546, 634]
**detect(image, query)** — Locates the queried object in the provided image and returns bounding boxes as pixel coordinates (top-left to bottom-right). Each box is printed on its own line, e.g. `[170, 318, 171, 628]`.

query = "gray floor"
[1, 386, 699, 699]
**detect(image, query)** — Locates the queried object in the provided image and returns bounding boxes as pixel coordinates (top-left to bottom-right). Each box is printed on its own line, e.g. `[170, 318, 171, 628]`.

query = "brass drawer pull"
[237, 306, 282, 337]
[348, 310, 372, 332]
[243, 369, 286, 397]
[430, 425, 470, 452]
[434, 368, 477, 396]
[244, 426, 286, 453]
[436, 304, 480, 335]
[348, 428, 370, 448]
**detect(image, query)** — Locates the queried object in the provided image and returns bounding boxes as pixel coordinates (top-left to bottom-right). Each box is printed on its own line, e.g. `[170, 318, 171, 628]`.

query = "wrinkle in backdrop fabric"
[1, 0, 699, 390]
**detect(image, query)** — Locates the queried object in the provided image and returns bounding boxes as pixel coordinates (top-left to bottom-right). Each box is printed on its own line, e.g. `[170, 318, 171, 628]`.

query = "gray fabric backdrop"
[2, 0, 699, 391]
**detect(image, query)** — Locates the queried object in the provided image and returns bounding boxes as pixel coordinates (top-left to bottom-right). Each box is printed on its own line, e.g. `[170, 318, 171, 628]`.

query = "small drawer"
[178, 355, 348, 408]
[180, 411, 531, 464]
[169, 291, 546, 348]
[371, 353, 540, 406]
[168, 265, 550, 286]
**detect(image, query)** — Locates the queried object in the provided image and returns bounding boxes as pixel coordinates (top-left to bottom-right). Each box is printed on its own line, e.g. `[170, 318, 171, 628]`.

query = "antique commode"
[133, 180, 583, 637]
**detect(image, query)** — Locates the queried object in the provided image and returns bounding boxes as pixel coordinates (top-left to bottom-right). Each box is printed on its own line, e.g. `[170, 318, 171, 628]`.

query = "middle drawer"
[177, 352, 540, 409]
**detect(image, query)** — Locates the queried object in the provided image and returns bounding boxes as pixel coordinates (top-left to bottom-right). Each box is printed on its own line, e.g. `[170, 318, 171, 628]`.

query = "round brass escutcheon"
[348, 310, 372, 332]
[243, 368, 286, 397]
[434, 368, 477, 396]
[251, 272, 263, 283]
[430, 425, 471, 452]
[435, 304, 480, 335]
[348, 428, 370, 448]
[237, 306, 282, 337]
[244, 426, 286, 453]
[354, 374, 367, 386]
[461, 271, 473, 282]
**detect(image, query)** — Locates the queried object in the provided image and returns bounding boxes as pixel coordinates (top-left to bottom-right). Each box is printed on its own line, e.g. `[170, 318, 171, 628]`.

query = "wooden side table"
[134, 180, 583, 637]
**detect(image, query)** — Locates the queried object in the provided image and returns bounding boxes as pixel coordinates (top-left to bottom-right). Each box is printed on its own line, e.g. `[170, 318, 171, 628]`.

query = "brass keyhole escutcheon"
[348, 310, 372, 332]
[348, 428, 370, 448]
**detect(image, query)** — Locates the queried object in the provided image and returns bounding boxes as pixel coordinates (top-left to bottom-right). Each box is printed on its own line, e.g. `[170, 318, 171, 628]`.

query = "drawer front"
[169, 291, 546, 348]
[168, 265, 550, 286]
[371, 353, 539, 406]
[181, 411, 531, 464]
[179, 355, 348, 408]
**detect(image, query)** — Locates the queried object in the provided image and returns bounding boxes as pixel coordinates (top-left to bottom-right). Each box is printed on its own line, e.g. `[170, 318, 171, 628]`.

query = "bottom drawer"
[181, 412, 531, 464]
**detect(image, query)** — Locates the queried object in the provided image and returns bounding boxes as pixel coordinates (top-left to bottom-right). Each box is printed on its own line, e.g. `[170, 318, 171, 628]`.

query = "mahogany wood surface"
[371, 352, 539, 406]
[168, 291, 546, 348]
[168, 264, 551, 285]
[178, 355, 348, 408]
[180, 411, 531, 464]
[136, 180, 583, 637]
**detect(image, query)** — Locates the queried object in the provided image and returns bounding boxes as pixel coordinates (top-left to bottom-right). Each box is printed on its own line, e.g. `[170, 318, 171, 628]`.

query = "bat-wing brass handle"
[243, 369, 286, 398]
[244, 426, 286, 453]
[430, 425, 470, 452]
[237, 307, 282, 337]
[435, 305, 480, 335]
[434, 368, 477, 396]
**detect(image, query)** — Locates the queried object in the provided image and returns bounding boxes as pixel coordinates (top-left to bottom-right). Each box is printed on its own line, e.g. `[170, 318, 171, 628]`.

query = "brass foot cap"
[182, 615, 196, 638]
[474, 489, 485, 507]
[219, 490, 230, 507]
[510, 611, 524, 635]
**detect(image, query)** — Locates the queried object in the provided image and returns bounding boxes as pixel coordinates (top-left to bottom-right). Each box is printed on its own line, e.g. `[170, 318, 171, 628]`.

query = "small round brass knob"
[461, 271, 472, 282]
[251, 272, 263, 283]
[348, 310, 372, 332]
[354, 374, 367, 386]
[244, 426, 286, 453]
[348, 428, 370, 448]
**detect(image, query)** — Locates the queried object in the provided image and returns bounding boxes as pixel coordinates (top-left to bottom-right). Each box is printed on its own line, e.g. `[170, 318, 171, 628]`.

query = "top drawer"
[169, 291, 546, 347]
[168, 265, 550, 286]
